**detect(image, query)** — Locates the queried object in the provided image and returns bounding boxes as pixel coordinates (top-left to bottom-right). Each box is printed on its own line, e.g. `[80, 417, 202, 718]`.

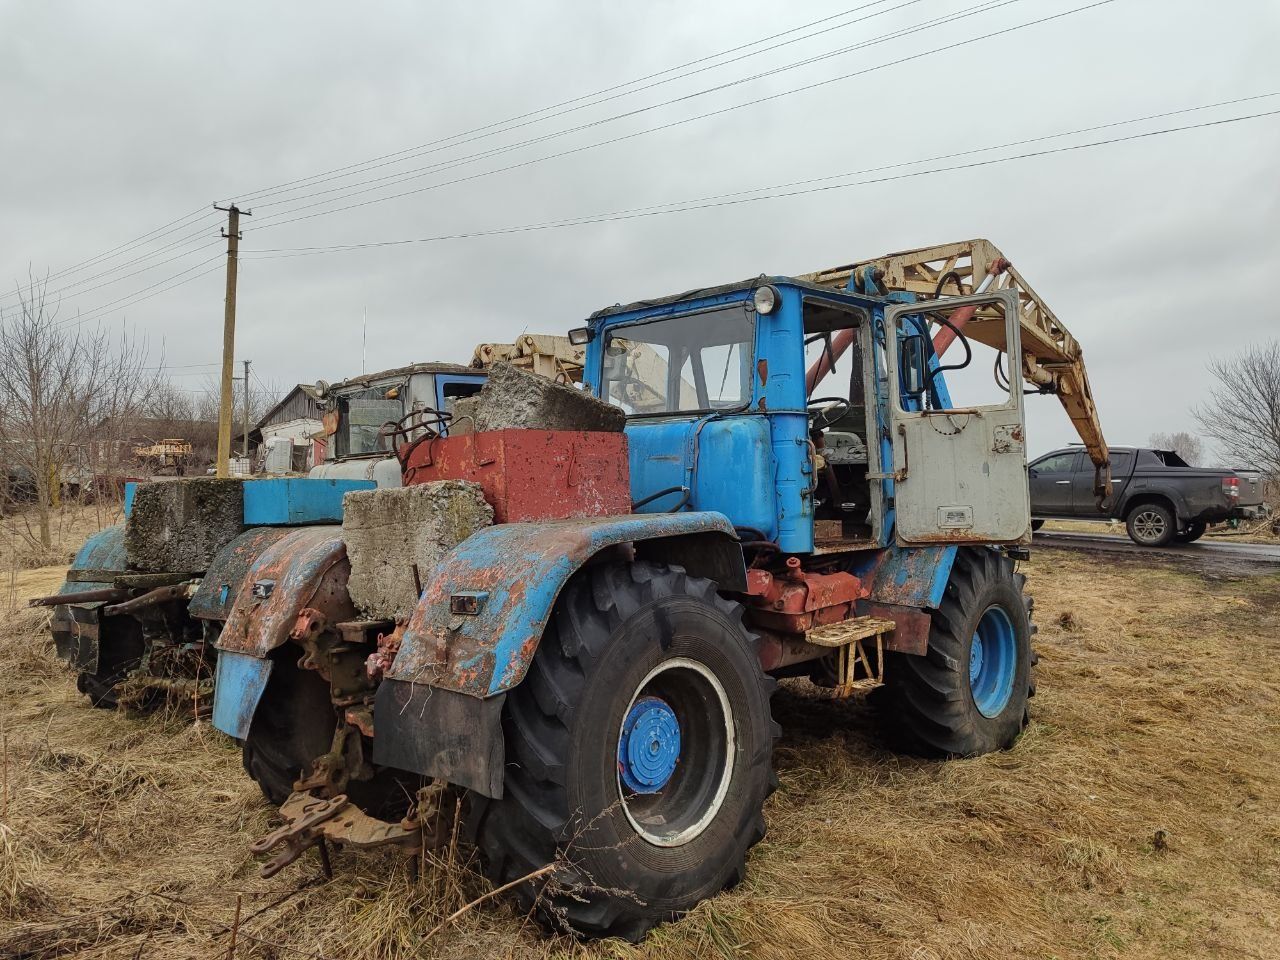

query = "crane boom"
[799, 238, 1111, 497]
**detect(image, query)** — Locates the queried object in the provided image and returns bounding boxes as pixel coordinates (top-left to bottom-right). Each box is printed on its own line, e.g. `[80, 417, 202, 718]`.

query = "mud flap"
[211, 651, 274, 739]
[372, 679, 506, 799]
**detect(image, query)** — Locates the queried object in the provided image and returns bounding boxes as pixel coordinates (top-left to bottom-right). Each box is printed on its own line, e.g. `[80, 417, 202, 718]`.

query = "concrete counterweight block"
[343, 480, 494, 622]
[125, 478, 246, 573]
[453, 361, 625, 433]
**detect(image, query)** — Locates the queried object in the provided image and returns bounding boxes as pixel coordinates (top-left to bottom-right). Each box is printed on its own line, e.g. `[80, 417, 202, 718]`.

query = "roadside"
[1, 549, 1278, 959]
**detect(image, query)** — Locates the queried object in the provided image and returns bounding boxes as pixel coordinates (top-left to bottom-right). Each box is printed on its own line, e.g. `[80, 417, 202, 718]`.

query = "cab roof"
[329, 361, 479, 392]
[588, 276, 887, 321]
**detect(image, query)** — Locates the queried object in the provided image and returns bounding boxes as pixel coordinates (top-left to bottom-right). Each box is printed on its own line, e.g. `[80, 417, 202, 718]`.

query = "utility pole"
[242, 359, 251, 467]
[214, 202, 251, 477]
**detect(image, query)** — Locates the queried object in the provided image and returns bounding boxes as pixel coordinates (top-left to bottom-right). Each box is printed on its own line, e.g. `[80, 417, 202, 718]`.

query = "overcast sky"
[3, 0, 1278, 458]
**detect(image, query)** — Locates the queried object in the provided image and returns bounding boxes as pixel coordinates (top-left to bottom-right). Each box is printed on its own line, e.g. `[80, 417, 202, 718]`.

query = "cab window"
[601, 305, 753, 415]
[1032, 452, 1077, 473]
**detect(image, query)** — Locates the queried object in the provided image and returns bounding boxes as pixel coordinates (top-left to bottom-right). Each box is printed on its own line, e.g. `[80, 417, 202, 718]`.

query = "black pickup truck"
[1029, 446, 1267, 546]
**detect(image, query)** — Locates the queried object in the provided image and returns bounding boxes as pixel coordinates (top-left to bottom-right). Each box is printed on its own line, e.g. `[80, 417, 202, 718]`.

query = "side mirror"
[899, 334, 928, 399]
[1027, 467, 1038, 479]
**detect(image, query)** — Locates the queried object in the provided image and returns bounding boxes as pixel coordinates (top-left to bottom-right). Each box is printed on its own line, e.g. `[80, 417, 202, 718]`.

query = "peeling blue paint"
[242, 478, 374, 526]
[390, 511, 738, 697]
[211, 650, 273, 739]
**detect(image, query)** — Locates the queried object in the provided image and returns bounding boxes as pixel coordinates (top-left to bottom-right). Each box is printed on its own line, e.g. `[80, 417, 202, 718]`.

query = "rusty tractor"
[200, 241, 1110, 940]
[34, 338, 584, 713]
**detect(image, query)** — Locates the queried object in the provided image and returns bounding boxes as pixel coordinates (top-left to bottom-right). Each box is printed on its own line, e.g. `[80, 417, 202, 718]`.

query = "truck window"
[601, 305, 753, 415]
[1150, 449, 1190, 467]
[1106, 451, 1134, 475]
[1032, 452, 1076, 473]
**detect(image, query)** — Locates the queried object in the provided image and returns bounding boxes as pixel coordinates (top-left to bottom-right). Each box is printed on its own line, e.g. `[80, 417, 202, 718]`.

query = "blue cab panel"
[242, 478, 375, 526]
[627, 417, 775, 538]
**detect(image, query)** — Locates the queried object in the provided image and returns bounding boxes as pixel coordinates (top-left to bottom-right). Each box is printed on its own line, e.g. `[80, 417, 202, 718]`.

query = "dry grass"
[1, 550, 1278, 959]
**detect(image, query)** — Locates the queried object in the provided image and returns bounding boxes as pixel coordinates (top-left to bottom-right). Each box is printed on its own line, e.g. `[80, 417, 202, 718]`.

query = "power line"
[239, 105, 1280, 259]
[4, 5, 906, 303]
[3, 5, 927, 309]
[242, 0, 931, 209]
[13, 0, 1031, 313]
[249, 0, 1029, 226]
[0, 208, 220, 308]
[52, 257, 226, 330]
[229, 0, 910, 204]
[250, 0, 1113, 234]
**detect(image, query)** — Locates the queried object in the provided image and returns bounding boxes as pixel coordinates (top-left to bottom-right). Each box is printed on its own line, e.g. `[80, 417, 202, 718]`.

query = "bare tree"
[1149, 430, 1204, 466]
[0, 275, 156, 548]
[1193, 340, 1280, 475]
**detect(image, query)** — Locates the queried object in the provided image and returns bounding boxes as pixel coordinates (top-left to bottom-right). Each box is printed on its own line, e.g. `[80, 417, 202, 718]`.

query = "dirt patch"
[0, 551, 1277, 958]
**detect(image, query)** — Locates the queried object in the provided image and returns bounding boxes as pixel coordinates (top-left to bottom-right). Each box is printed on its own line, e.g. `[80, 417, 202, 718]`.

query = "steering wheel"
[378, 407, 453, 466]
[807, 396, 851, 430]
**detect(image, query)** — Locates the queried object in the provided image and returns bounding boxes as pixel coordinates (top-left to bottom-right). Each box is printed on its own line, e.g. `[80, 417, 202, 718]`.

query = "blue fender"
[60, 524, 128, 595]
[384, 511, 743, 698]
[50, 524, 129, 668]
[373, 510, 743, 797]
[208, 526, 355, 740]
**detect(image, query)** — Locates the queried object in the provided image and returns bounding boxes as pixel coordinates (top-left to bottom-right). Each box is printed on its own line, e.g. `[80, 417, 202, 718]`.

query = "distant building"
[233, 384, 325, 473]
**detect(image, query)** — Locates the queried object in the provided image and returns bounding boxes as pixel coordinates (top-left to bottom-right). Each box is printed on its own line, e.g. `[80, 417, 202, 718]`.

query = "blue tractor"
[212, 240, 1110, 940]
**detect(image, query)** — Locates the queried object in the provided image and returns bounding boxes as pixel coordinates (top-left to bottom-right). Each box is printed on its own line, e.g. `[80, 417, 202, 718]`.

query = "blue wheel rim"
[618, 696, 681, 794]
[969, 606, 1017, 718]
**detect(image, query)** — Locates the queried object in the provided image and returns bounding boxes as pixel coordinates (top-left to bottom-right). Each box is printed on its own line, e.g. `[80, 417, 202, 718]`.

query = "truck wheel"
[1174, 521, 1207, 543]
[468, 562, 777, 942]
[886, 548, 1035, 756]
[1126, 502, 1175, 547]
[75, 616, 146, 710]
[243, 648, 414, 816]
[1030, 519, 1045, 532]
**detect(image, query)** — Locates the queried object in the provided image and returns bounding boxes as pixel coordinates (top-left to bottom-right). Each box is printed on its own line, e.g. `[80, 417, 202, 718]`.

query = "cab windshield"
[334, 386, 404, 458]
[600, 304, 754, 415]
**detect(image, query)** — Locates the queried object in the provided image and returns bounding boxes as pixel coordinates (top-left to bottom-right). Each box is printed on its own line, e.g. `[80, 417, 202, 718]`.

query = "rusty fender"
[373, 511, 745, 797]
[209, 527, 356, 739]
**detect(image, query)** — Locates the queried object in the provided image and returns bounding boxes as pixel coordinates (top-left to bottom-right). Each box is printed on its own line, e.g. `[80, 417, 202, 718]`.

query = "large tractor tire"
[243, 647, 415, 817]
[468, 561, 777, 942]
[75, 616, 146, 710]
[886, 548, 1036, 757]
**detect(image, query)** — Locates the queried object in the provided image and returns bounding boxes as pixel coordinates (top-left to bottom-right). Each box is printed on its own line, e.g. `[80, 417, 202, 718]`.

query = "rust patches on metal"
[216, 528, 356, 658]
[756, 358, 768, 385]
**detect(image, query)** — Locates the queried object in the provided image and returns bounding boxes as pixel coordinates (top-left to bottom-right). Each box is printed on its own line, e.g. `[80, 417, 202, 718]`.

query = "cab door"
[884, 290, 1030, 545]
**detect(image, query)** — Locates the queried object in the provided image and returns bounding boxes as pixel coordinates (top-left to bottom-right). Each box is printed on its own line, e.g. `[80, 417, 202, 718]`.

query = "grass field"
[1, 543, 1278, 959]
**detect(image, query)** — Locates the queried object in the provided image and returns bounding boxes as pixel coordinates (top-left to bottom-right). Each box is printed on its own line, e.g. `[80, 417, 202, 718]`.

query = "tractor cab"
[579, 276, 1031, 551]
[310, 363, 487, 485]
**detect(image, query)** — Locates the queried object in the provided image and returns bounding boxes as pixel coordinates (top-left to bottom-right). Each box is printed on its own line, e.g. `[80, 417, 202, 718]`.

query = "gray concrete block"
[343, 480, 493, 621]
[465, 362, 624, 433]
[125, 478, 246, 573]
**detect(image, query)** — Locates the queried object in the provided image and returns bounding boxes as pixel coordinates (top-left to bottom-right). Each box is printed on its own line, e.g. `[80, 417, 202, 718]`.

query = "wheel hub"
[618, 696, 681, 793]
[969, 606, 1017, 718]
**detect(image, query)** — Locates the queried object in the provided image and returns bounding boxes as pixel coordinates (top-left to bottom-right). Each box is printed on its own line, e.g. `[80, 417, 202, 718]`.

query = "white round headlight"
[752, 285, 779, 315]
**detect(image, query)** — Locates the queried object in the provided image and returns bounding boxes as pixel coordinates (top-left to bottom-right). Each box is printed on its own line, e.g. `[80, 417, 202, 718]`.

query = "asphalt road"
[1034, 530, 1280, 569]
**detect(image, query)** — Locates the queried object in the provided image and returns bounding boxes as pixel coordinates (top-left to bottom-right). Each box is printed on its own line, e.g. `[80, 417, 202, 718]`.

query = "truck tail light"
[1222, 476, 1240, 500]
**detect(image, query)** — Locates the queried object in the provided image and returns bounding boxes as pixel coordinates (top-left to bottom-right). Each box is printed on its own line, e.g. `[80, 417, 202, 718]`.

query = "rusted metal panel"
[856, 544, 957, 610]
[858, 601, 932, 655]
[387, 512, 738, 697]
[189, 526, 293, 621]
[373, 680, 507, 797]
[740, 561, 865, 634]
[403, 429, 631, 522]
[215, 527, 356, 657]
